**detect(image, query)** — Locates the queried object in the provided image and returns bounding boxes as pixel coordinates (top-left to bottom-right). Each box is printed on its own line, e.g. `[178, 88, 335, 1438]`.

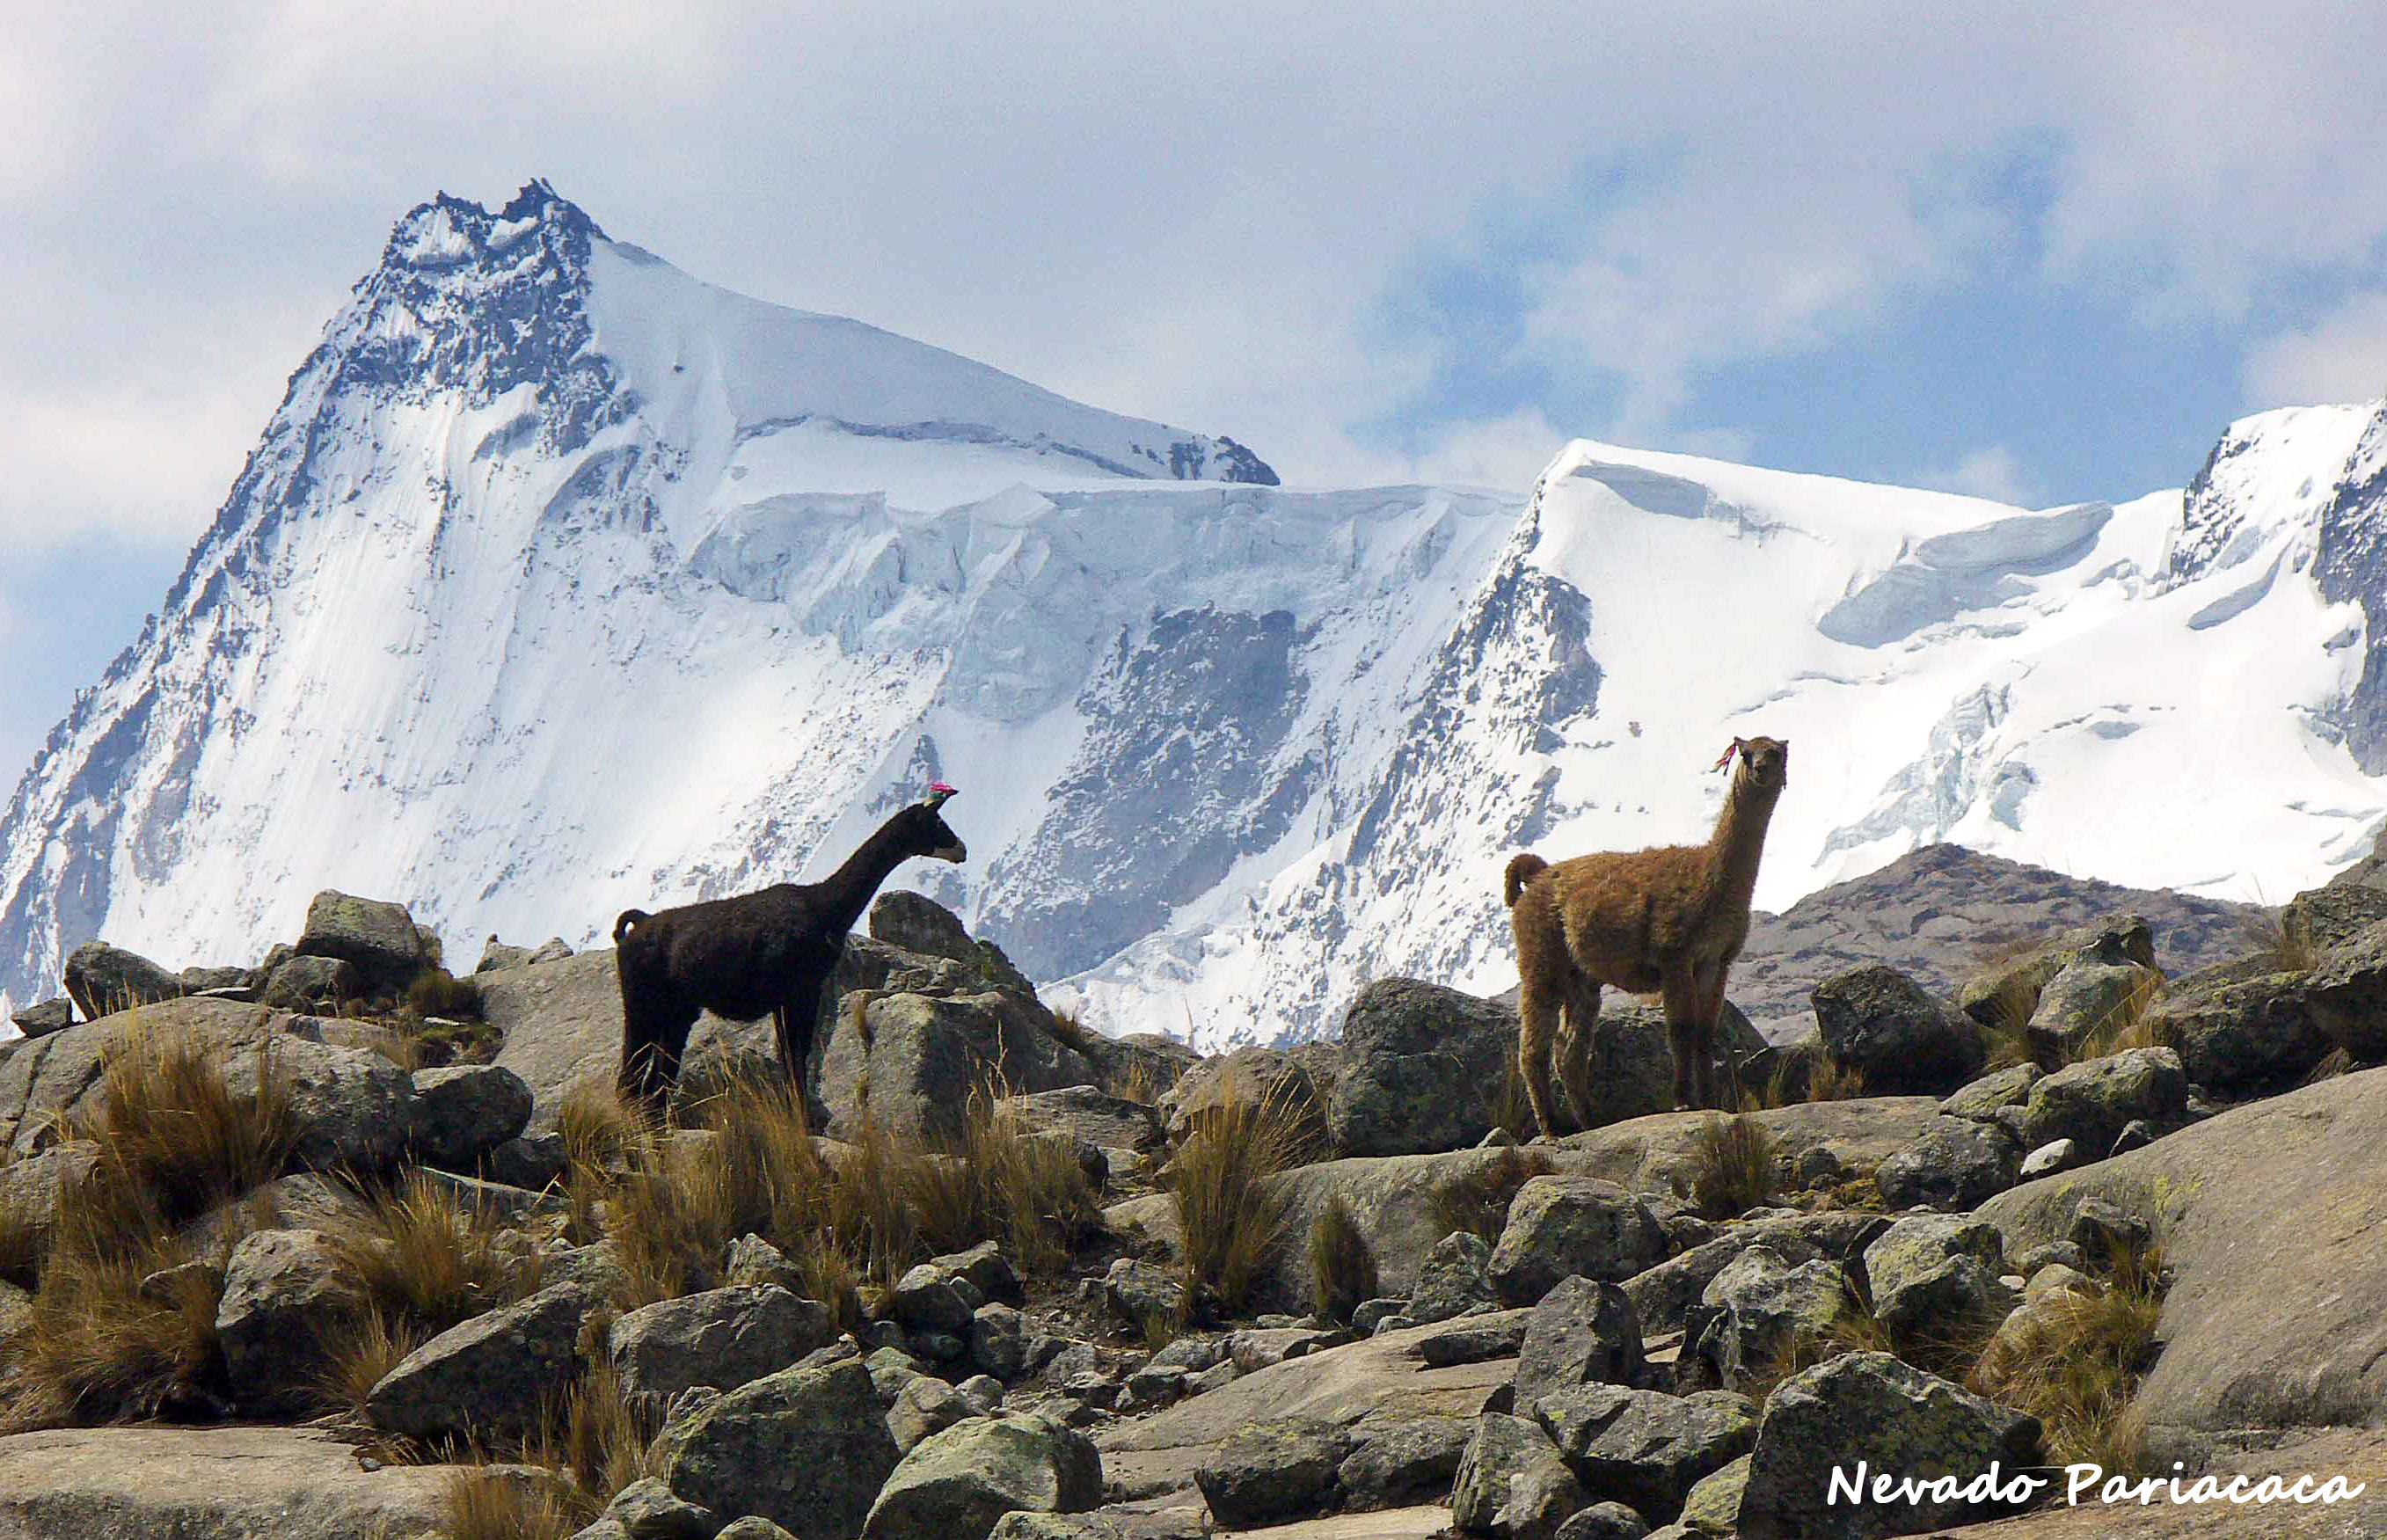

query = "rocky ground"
[1, 851, 2383, 1539]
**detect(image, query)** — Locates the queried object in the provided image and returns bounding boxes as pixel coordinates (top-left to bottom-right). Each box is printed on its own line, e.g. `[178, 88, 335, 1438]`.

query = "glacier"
[6, 180, 2387, 1053]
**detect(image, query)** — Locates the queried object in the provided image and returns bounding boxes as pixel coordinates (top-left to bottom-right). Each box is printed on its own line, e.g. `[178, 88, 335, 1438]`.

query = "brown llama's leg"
[1517, 975, 1562, 1138]
[1555, 970, 1602, 1133]
[1696, 966, 1731, 1110]
[1661, 967, 1704, 1111]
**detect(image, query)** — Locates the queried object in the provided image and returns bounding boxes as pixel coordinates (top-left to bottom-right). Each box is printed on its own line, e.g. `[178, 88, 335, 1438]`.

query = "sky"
[5, 1, 2387, 792]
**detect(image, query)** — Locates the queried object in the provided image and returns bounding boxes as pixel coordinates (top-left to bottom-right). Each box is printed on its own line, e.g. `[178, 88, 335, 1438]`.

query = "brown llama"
[1504, 735, 1789, 1134]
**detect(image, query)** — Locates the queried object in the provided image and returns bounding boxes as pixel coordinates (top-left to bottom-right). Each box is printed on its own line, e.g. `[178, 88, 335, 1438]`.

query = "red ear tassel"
[1710, 740, 1742, 773]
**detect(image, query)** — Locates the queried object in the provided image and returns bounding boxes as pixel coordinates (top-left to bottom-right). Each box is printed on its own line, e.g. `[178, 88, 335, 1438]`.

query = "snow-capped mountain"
[5, 181, 2387, 1051]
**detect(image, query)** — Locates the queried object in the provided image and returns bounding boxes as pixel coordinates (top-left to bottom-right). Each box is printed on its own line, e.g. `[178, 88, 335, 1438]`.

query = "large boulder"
[862, 1412, 1102, 1540]
[296, 890, 428, 998]
[1514, 1277, 1645, 1412]
[1954, 914, 2157, 1029]
[608, 1285, 836, 1405]
[997, 1085, 1161, 1154]
[1684, 1247, 1845, 1390]
[215, 1229, 360, 1412]
[1488, 1178, 1668, 1305]
[2300, 918, 2387, 1061]
[1192, 1417, 1350, 1528]
[0, 1426, 499, 1539]
[1531, 1384, 1757, 1526]
[1158, 1043, 1338, 1152]
[1977, 1064, 2387, 1459]
[649, 1356, 902, 1540]
[5, 998, 74, 1038]
[1812, 967, 1985, 1095]
[2026, 955, 2161, 1062]
[822, 992, 1098, 1144]
[1565, 1000, 1766, 1132]
[245, 1029, 419, 1174]
[1872, 1116, 2021, 1212]
[62, 941, 186, 1020]
[1619, 1212, 1877, 1339]
[258, 954, 362, 1011]
[1736, 1352, 2040, 1540]
[409, 1063, 534, 1171]
[1452, 1413, 1588, 1538]
[365, 1278, 598, 1439]
[2140, 969, 2326, 1091]
[1409, 1231, 1499, 1325]
[868, 890, 1040, 997]
[2015, 1047, 2186, 1154]
[2282, 882, 2387, 954]
[1326, 980, 1517, 1157]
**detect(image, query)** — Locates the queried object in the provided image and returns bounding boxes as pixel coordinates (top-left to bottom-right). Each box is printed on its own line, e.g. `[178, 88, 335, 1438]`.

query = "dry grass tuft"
[1, 1223, 231, 1430]
[933, 1080, 1101, 1277]
[0, 1171, 45, 1291]
[1686, 1114, 1781, 1220]
[2238, 900, 2318, 974]
[405, 968, 484, 1021]
[2074, 969, 2171, 1062]
[438, 1467, 588, 1540]
[1306, 1194, 1379, 1324]
[327, 1173, 543, 1333]
[1484, 1062, 1538, 1139]
[558, 1077, 653, 1173]
[1972, 1237, 2167, 1473]
[1979, 976, 2044, 1072]
[1805, 1052, 1869, 1103]
[1428, 1146, 1557, 1244]
[2303, 1046, 2354, 1086]
[1172, 1071, 1310, 1317]
[313, 1304, 427, 1420]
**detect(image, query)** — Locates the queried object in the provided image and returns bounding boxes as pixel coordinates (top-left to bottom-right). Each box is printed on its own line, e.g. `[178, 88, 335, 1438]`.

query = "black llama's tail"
[613, 909, 652, 945]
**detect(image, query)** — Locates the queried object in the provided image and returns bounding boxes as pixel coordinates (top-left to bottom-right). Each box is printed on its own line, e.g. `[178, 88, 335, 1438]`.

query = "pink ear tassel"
[930, 782, 958, 795]
[1710, 741, 1741, 773]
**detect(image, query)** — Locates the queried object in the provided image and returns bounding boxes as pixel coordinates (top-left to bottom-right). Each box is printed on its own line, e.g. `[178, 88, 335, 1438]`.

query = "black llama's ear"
[924, 782, 959, 809]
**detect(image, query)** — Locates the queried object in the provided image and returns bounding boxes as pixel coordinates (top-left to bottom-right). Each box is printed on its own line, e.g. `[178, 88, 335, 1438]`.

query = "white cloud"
[2244, 292, 2387, 410]
[1403, 408, 1572, 493]
[1914, 446, 2036, 507]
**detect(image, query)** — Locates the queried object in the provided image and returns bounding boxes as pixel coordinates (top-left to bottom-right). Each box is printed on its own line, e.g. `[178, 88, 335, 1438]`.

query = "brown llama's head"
[1726, 735, 1789, 792]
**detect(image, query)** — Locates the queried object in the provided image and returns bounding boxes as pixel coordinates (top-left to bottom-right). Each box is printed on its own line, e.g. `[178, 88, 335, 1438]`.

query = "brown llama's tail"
[613, 909, 651, 945]
[1504, 853, 1551, 907]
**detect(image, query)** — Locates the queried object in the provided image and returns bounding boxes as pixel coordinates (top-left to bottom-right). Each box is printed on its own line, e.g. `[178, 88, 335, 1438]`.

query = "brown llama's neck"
[1701, 768, 1784, 913]
[815, 814, 925, 936]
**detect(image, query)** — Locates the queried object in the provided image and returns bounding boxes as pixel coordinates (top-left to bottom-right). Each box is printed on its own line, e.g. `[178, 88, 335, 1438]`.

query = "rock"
[1875, 1252, 2013, 1337]
[599, 1477, 717, 1540]
[1338, 1411, 1473, 1510]
[722, 1233, 807, 1293]
[1416, 1313, 1529, 1367]
[1452, 1413, 1588, 1538]
[870, 890, 1039, 996]
[409, 1062, 535, 1171]
[888, 1375, 976, 1455]
[1001, 1085, 1161, 1154]
[215, 1229, 359, 1412]
[62, 940, 186, 1020]
[1736, 1352, 2040, 1539]
[248, 1030, 419, 1174]
[1515, 1277, 1644, 1412]
[1872, 1116, 2020, 1212]
[1619, 1213, 1877, 1339]
[889, 1262, 977, 1333]
[2018, 1139, 2076, 1179]
[1102, 1258, 1186, 1331]
[824, 991, 1099, 1145]
[2296, 919, 2387, 1061]
[1410, 1230, 1499, 1325]
[296, 890, 428, 998]
[258, 953, 363, 1011]
[1811, 967, 1985, 1095]
[1955, 914, 2157, 1023]
[1118, 1364, 1186, 1413]
[931, 1240, 1025, 1303]
[2065, 1195, 2152, 1258]
[1194, 1416, 1350, 1527]
[2026, 956, 2160, 1062]
[1938, 1064, 2042, 1120]
[0, 1425, 493, 1538]
[6, 998, 74, 1037]
[1326, 980, 1521, 1157]
[1488, 1178, 1668, 1305]
[366, 1277, 596, 1439]
[971, 1303, 1030, 1380]
[651, 1355, 901, 1540]
[1223, 1326, 1333, 1374]
[957, 1375, 1003, 1413]
[477, 936, 534, 974]
[0, 1142, 97, 1262]
[2284, 882, 2387, 953]
[2017, 1047, 2186, 1154]
[483, 1131, 569, 1191]
[2110, 1118, 2156, 1156]
[609, 1285, 836, 1404]
[1675, 1452, 1748, 1536]
[1532, 1384, 1757, 1525]
[1353, 1298, 1408, 1335]
[1158, 1042, 1338, 1151]
[1556, 1503, 1652, 1540]
[2011, 1240, 2084, 1275]
[2141, 970, 2325, 1091]
[713, 1521, 801, 1540]
[1862, 1215, 2004, 1305]
[528, 938, 574, 966]
[864, 1412, 1102, 1540]
[1684, 1248, 1843, 1389]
